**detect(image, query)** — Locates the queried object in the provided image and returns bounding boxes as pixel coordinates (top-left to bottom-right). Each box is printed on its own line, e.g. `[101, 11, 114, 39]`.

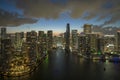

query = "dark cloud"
[101, 18, 119, 27]
[16, 0, 66, 19]
[0, 8, 37, 27]
[92, 25, 120, 35]
[0, 0, 120, 26]
[100, 11, 120, 27]
[15, 0, 120, 20]
[82, 12, 97, 20]
[15, 0, 103, 18]
[96, 0, 120, 26]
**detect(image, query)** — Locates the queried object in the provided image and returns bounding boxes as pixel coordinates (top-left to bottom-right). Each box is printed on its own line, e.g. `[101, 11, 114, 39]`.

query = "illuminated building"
[78, 32, 104, 55]
[63, 32, 66, 49]
[30, 30, 37, 43]
[26, 31, 38, 65]
[10, 34, 15, 47]
[60, 34, 65, 45]
[86, 33, 99, 54]
[1, 28, 7, 55]
[1, 28, 7, 39]
[1, 38, 12, 54]
[116, 31, 120, 52]
[78, 33, 91, 56]
[47, 30, 53, 52]
[53, 36, 57, 48]
[57, 36, 63, 47]
[84, 35, 91, 56]
[83, 24, 92, 34]
[20, 32, 24, 39]
[78, 34, 86, 55]
[42, 33, 47, 55]
[0, 28, 11, 74]
[71, 30, 78, 53]
[38, 31, 45, 56]
[38, 31, 44, 43]
[15, 32, 23, 49]
[103, 35, 116, 53]
[65, 23, 70, 53]
[1, 39, 12, 73]
[97, 37, 104, 54]
[26, 31, 37, 43]
[26, 32, 31, 43]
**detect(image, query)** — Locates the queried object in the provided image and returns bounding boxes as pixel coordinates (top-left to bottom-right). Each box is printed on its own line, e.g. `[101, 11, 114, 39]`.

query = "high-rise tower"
[47, 30, 53, 52]
[1, 28, 7, 39]
[65, 23, 70, 53]
[83, 24, 92, 34]
[71, 30, 78, 53]
[117, 31, 120, 52]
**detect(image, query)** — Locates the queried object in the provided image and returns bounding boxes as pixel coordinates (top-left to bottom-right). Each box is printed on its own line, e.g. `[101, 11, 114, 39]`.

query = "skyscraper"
[97, 37, 104, 54]
[53, 36, 57, 48]
[30, 30, 37, 43]
[83, 24, 92, 34]
[26, 32, 31, 43]
[86, 33, 99, 54]
[26, 31, 37, 65]
[38, 31, 44, 56]
[78, 34, 91, 56]
[117, 31, 120, 52]
[1, 39, 12, 72]
[26, 30, 37, 43]
[85, 35, 91, 56]
[65, 23, 70, 53]
[1, 28, 7, 39]
[42, 33, 47, 55]
[71, 30, 78, 53]
[15, 32, 22, 49]
[1, 39, 12, 53]
[1, 28, 7, 55]
[38, 31, 44, 43]
[47, 30, 53, 52]
[20, 32, 24, 39]
[78, 34, 86, 55]
[103, 35, 115, 53]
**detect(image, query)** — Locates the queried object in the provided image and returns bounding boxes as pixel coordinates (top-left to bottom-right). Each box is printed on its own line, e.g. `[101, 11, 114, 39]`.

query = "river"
[0, 47, 120, 80]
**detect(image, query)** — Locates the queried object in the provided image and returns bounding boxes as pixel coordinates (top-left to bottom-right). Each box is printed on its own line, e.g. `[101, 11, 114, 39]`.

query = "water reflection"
[0, 48, 120, 80]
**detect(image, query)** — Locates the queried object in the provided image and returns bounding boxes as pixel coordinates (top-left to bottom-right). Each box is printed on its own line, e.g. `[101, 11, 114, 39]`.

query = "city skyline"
[0, 0, 120, 34]
[0, 0, 120, 79]
[0, 20, 120, 79]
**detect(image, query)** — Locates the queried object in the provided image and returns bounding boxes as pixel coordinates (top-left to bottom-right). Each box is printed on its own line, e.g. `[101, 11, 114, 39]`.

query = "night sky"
[0, 0, 120, 34]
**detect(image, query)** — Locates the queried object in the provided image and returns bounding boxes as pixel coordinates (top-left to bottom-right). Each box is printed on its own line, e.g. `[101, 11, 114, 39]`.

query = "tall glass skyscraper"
[65, 23, 70, 53]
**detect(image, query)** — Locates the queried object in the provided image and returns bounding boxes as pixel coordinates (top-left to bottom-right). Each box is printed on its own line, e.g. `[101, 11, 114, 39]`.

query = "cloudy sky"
[0, 0, 120, 34]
